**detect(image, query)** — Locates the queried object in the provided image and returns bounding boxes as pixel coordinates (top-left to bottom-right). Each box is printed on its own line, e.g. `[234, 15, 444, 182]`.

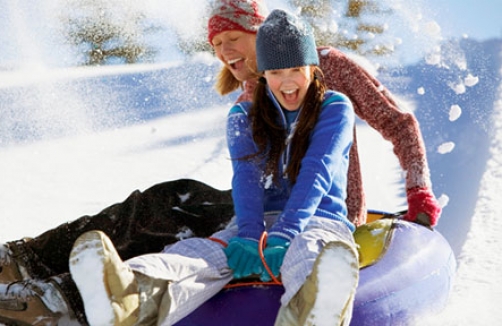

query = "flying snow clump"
[437, 141, 455, 154]
[449, 105, 462, 121]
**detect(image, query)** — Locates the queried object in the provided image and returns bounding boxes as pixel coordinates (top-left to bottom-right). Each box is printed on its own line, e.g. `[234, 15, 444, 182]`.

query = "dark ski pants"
[7, 179, 234, 325]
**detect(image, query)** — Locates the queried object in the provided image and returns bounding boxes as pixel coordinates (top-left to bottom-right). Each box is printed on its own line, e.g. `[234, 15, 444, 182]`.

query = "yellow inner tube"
[354, 215, 395, 268]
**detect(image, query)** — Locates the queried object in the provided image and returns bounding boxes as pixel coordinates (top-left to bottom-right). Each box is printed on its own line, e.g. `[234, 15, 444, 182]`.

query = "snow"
[69, 237, 115, 325]
[448, 104, 462, 121]
[1, 0, 502, 324]
[437, 142, 456, 154]
[450, 81, 467, 95]
[0, 98, 231, 239]
[464, 74, 479, 87]
[421, 69, 502, 325]
[312, 241, 359, 325]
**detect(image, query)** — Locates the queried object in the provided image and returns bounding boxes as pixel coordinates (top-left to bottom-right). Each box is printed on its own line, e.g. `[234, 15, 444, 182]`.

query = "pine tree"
[61, 0, 157, 65]
[175, 2, 213, 56]
[290, 0, 395, 58]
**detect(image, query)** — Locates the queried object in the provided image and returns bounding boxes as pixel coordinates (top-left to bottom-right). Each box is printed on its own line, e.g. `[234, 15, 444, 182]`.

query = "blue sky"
[423, 0, 502, 40]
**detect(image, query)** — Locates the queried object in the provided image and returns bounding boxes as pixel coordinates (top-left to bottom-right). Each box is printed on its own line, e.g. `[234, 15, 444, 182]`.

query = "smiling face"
[264, 66, 312, 111]
[212, 31, 257, 83]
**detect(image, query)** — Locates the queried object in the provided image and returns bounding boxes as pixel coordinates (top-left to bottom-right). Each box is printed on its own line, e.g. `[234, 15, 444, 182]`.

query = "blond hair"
[214, 58, 260, 95]
[214, 66, 242, 95]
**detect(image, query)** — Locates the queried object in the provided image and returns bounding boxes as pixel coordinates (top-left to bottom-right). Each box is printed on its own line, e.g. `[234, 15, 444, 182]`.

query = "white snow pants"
[126, 215, 355, 326]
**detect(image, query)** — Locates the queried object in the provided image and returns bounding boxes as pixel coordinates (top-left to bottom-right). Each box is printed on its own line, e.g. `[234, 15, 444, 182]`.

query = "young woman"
[68, 9, 359, 326]
[208, 0, 441, 227]
[225, 9, 360, 325]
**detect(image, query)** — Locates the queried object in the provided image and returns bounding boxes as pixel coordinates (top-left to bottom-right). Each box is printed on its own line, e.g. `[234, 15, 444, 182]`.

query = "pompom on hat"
[207, 0, 268, 44]
[256, 9, 319, 72]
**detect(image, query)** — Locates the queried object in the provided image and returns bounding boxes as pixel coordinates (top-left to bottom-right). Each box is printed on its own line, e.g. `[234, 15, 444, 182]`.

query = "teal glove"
[224, 237, 263, 279]
[260, 236, 290, 282]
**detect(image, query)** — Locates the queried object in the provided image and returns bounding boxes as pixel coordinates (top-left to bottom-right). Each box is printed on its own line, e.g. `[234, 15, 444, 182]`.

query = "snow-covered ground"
[420, 65, 502, 325]
[0, 80, 234, 239]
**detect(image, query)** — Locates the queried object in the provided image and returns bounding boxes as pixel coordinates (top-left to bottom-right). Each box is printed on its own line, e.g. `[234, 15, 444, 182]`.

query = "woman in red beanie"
[208, 0, 441, 228]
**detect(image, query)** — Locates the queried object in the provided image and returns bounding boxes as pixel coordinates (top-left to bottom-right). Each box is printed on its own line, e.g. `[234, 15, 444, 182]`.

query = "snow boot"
[69, 230, 139, 326]
[274, 240, 359, 326]
[0, 242, 28, 283]
[0, 278, 74, 326]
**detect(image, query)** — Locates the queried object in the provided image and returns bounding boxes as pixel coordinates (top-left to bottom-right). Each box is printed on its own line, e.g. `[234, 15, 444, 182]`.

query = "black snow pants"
[6, 179, 234, 325]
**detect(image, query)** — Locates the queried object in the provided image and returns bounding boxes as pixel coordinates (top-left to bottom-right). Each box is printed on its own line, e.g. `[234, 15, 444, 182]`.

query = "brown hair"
[248, 66, 326, 184]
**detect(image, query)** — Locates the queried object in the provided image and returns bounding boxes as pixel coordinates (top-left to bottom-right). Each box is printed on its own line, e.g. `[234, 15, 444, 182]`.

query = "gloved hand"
[403, 187, 442, 227]
[224, 237, 263, 279]
[260, 236, 290, 282]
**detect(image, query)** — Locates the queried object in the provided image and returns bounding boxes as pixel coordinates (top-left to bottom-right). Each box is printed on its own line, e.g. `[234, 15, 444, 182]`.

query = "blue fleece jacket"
[226, 90, 355, 241]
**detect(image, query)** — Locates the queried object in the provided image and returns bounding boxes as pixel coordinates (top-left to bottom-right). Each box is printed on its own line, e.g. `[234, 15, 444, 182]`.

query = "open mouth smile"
[227, 58, 243, 69]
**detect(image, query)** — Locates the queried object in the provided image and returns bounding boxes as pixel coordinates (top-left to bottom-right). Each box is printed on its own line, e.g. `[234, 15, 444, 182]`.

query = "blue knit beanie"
[256, 9, 319, 72]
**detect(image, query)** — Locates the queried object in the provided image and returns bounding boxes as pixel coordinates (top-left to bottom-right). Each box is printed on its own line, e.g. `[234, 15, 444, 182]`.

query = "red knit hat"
[207, 0, 268, 44]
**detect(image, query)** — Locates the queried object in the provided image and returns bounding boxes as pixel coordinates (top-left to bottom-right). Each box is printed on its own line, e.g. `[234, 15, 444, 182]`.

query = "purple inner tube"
[175, 219, 456, 326]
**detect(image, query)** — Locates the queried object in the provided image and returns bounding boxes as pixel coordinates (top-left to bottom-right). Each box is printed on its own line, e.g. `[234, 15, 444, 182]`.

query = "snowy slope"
[1, 39, 502, 324]
[418, 39, 502, 325]
[399, 38, 502, 255]
[402, 38, 502, 325]
[423, 62, 502, 326]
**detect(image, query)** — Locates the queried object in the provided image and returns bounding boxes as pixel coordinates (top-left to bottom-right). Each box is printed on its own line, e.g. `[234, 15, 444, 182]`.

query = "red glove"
[403, 187, 442, 227]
